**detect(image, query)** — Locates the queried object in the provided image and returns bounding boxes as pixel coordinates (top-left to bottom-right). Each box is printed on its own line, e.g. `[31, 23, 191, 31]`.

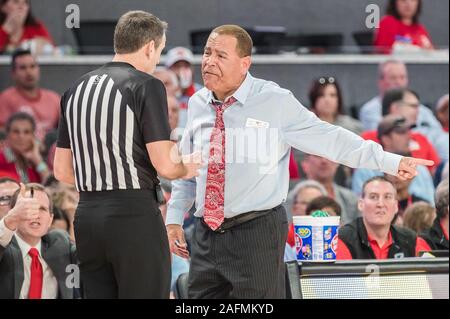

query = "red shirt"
[441, 220, 449, 241]
[289, 151, 300, 179]
[0, 87, 60, 141]
[287, 223, 295, 248]
[337, 232, 432, 260]
[374, 15, 433, 54]
[0, 21, 53, 52]
[361, 130, 440, 172]
[0, 148, 41, 183]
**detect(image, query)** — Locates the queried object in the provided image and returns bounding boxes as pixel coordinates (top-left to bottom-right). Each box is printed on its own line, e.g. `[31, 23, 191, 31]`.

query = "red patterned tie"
[28, 248, 43, 299]
[203, 97, 236, 230]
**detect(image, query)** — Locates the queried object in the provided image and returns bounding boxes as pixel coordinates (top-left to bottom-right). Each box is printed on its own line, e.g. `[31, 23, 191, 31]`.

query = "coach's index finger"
[412, 158, 435, 167]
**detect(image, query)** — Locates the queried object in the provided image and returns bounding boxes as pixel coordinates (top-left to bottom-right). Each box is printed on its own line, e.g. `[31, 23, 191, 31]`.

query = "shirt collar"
[367, 231, 393, 249]
[14, 233, 42, 259]
[206, 72, 253, 106]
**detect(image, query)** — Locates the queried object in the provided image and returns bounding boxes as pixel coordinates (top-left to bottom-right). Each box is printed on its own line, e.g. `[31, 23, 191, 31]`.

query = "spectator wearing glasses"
[0, 183, 78, 299]
[359, 60, 442, 133]
[361, 88, 441, 172]
[353, 115, 435, 205]
[0, 177, 19, 219]
[337, 176, 431, 260]
[309, 77, 363, 135]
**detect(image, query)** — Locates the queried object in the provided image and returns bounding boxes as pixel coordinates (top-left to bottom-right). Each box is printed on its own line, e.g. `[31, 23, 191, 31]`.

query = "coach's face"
[202, 33, 251, 100]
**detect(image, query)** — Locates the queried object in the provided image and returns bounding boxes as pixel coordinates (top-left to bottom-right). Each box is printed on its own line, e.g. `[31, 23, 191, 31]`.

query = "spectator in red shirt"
[0, 112, 49, 184]
[337, 176, 431, 260]
[0, 49, 60, 142]
[361, 88, 441, 172]
[374, 0, 433, 54]
[0, 0, 53, 53]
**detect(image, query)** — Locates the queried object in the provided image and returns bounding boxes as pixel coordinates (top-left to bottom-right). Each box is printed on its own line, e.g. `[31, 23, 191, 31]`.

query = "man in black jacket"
[337, 176, 430, 259]
[0, 183, 78, 299]
[420, 178, 449, 250]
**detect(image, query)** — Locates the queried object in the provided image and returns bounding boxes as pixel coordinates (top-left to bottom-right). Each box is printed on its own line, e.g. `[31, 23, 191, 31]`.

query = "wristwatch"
[36, 161, 48, 173]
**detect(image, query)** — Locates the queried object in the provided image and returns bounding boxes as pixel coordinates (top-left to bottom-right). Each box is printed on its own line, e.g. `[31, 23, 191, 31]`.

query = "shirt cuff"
[0, 218, 15, 248]
[382, 151, 403, 176]
[165, 210, 185, 226]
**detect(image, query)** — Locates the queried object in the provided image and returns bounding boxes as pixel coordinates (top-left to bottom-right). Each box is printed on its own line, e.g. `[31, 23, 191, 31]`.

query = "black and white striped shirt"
[57, 62, 171, 192]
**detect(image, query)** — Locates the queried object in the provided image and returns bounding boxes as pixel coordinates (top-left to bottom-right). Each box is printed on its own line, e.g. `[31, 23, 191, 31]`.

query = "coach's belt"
[203, 205, 279, 234]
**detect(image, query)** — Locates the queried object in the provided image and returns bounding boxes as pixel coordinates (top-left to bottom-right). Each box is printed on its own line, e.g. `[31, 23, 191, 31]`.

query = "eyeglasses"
[0, 195, 12, 206]
[318, 77, 335, 85]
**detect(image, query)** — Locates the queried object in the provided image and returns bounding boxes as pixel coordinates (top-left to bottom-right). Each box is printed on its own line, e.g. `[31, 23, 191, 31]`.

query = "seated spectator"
[50, 207, 70, 235]
[0, 183, 77, 299]
[0, 0, 53, 53]
[288, 180, 328, 217]
[285, 180, 327, 261]
[359, 60, 441, 132]
[45, 179, 78, 242]
[302, 154, 360, 225]
[420, 178, 449, 250]
[374, 0, 433, 54]
[0, 49, 60, 141]
[153, 66, 182, 99]
[0, 177, 18, 218]
[308, 76, 363, 135]
[353, 115, 435, 204]
[435, 94, 449, 132]
[362, 91, 441, 172]
[0, 113, 50, 183]
[305, 196, 342, 218]
[403, 201, 436, 233]
[165, 47, 202, 128]
[337, 176, 431, 260]
[167, 95, 182, 141]
[384, 173, 430, 226]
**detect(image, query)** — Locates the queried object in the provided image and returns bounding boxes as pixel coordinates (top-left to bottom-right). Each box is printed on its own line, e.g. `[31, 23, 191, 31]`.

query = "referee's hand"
[166, 224, 190, 259]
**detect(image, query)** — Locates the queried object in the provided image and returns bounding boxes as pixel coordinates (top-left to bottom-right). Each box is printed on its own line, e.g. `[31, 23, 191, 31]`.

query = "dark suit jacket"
[0, 229, 78, 299]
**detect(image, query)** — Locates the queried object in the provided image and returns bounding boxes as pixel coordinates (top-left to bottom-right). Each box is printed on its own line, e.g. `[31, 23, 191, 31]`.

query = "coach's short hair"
[361, 176, 396, 198]
[114, 10, 168, 54]
[209, 25, 253, 57]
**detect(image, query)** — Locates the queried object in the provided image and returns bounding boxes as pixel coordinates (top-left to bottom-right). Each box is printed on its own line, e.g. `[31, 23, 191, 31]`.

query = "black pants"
[74, 189, 170, 299]
[188, 205, 288, 299]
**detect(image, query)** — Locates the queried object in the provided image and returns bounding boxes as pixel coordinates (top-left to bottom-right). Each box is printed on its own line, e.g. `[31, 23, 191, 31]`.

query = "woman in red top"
[0, 0, 53, 53]
[374, 0, 433, 54]
[0, 112, 49, 183]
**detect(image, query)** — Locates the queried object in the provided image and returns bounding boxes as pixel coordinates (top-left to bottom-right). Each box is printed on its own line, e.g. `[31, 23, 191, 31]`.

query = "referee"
[53, 11, 200, 299]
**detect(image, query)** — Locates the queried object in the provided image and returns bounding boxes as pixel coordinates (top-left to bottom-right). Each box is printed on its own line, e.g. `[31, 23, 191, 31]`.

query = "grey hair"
[153, 66, 180, 88]
[435, 178, 449, 219]
[378, 59, 406, 79]
[287, 180, 328, 203]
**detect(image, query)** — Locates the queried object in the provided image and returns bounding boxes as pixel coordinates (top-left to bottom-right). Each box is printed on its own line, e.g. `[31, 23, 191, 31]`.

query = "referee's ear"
[143, 40, 156, 58]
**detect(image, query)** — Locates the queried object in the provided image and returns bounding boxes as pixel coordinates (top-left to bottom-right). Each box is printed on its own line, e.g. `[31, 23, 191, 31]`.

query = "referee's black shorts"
[73, 189, 171, 299]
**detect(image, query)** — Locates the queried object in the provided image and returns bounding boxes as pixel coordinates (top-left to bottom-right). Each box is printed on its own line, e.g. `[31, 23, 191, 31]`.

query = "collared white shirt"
[0, 219, 58, 299]
[166, 73, 402, 225]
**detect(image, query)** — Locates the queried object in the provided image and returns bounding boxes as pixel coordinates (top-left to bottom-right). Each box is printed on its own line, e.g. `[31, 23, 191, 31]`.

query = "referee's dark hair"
[114, 10, 168, 54]
[382, 88, 420, 116]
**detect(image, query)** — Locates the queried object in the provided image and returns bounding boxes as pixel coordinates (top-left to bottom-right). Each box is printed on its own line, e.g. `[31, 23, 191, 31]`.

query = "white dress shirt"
[167, 73, 402, 225]
[0, 219, 58, 299]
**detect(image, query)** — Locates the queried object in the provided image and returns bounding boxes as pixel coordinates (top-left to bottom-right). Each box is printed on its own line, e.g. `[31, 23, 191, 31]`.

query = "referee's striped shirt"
[56, 62, 171, 192]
